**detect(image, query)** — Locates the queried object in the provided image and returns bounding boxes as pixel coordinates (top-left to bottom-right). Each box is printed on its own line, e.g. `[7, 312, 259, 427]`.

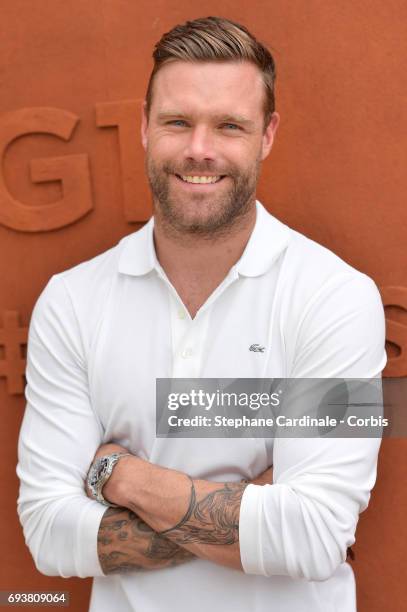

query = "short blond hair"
[145, 16, 276, 129]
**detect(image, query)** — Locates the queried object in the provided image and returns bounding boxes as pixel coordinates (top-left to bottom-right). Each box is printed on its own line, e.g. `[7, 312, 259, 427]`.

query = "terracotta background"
[1, 1, 406, 610]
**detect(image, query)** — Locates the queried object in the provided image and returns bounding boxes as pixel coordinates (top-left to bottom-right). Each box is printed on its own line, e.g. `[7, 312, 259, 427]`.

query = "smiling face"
[141, 60, 279, 236]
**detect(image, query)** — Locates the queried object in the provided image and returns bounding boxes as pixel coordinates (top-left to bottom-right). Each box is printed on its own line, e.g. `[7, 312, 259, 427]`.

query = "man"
[17, 16, 386, 612]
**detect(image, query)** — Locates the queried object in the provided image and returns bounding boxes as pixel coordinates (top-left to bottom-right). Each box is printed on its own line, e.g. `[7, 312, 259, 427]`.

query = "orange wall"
[1, 1, 406, 610]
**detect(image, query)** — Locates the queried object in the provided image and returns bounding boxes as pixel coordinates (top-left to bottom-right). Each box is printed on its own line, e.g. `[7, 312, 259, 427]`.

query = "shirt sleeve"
[239, 272, 387, 581]
[17, 275, 107, 578]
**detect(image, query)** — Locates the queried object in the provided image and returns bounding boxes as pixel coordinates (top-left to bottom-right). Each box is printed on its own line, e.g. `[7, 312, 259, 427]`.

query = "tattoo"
[147, 533, 194, 561]
[97, 507, 195, 574]
[158, 479, 248, 545]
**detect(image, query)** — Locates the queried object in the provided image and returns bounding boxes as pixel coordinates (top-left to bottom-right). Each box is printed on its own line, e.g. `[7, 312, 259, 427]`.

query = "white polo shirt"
[17, 201, 386, 612]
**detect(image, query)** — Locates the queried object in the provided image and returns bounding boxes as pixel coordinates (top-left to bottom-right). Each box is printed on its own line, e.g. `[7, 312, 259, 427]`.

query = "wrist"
[102, 454, 143, 508]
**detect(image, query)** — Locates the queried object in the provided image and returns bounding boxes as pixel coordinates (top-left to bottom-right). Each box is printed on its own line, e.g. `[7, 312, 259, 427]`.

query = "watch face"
[89, 456, 109, 488]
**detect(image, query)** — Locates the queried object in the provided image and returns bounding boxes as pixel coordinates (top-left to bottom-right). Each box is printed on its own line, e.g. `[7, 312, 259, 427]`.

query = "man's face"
[141, 60, 279, 236]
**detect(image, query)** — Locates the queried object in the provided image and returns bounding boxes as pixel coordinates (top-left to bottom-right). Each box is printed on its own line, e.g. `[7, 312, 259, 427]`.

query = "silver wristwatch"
[87, 452, 131, 507]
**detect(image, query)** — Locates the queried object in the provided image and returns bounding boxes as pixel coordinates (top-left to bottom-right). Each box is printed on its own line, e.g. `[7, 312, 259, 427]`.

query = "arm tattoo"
[97, 507, 195, 574]
[158, 478, 248, 545]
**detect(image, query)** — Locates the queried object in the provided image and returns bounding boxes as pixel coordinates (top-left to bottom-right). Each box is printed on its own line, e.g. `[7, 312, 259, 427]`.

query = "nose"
[183, 125, 216, 162]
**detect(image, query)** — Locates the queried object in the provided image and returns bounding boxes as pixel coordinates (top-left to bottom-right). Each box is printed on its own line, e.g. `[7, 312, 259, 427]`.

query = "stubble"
[145, 155, 261, 240]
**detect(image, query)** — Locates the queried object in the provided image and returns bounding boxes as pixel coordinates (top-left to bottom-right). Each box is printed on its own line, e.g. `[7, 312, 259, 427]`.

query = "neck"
[153, 203, 257, 281]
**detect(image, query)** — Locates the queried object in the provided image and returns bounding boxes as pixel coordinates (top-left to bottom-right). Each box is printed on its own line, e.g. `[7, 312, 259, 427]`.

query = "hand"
[250, 466, 273, 486]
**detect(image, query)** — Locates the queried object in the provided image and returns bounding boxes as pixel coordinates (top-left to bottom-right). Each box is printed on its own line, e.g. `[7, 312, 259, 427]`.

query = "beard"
[145, 153, 261, 238]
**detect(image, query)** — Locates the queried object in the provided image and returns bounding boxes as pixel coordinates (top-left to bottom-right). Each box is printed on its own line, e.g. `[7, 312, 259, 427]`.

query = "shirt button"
[181, 348, 193, 359]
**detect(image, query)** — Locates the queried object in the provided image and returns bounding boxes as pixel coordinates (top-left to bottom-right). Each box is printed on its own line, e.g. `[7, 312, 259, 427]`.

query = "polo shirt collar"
[117, 200, 291, 278]
[118, 217, 157, 276]
[235, 201, 291, 277]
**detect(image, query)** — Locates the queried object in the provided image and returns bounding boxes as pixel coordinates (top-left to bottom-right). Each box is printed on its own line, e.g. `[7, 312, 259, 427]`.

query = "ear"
[261, 112, 280, 161]
[141, 101, 148, 150]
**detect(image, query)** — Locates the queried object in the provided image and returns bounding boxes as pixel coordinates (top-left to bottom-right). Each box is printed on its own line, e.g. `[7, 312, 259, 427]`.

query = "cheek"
[148, 132, 187, 155]
[222, 133, 262, 156]
[227, 143, 263, 170]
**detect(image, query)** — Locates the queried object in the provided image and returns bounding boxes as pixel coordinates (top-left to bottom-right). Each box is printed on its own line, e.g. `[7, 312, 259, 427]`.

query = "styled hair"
[145, 16, 276, 129]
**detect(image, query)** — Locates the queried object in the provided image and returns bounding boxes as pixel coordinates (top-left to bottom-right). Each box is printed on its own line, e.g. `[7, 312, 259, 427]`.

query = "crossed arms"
[85, 442, 273, 574]
[88, 442, 273, 574]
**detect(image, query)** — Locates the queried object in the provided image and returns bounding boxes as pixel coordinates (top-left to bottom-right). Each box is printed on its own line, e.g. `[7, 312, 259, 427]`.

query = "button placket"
[174, 308, 210, 378]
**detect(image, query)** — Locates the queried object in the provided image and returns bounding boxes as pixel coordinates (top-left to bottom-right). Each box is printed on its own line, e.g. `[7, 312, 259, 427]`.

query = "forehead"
[150, 60, 265, 120]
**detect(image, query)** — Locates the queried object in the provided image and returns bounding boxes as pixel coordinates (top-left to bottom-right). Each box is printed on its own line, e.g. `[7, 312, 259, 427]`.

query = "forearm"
[107, 459, 251, 571]
[135, 473, 248, 570]
[97, 505, 195, 574]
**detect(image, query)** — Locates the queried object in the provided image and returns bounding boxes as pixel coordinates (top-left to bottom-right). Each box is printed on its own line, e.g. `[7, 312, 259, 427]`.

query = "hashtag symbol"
[0, 311, 28, 395]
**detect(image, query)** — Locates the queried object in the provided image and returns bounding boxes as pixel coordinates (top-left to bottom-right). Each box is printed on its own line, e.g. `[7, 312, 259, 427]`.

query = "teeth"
[180, 175, 221, 184]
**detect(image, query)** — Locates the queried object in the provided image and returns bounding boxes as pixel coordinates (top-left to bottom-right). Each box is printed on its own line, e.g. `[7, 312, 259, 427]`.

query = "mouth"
[174, 174, 226, 186]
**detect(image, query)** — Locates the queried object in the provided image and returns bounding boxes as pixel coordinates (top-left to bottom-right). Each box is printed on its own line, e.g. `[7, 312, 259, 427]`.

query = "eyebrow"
[156, 111, 256, 129]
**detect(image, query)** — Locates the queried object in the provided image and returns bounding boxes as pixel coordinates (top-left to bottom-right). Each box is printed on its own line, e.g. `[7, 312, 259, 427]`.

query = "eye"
[221, 123, 241, 130]
[167, 119, 188, 127]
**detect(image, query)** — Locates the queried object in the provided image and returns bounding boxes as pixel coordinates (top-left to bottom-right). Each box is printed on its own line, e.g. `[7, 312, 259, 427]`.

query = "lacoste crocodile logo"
[249, 344, 265, 353]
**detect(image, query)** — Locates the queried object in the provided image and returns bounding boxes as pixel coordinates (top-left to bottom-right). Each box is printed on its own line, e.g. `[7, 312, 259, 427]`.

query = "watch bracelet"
[90, 452, 132, 507]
